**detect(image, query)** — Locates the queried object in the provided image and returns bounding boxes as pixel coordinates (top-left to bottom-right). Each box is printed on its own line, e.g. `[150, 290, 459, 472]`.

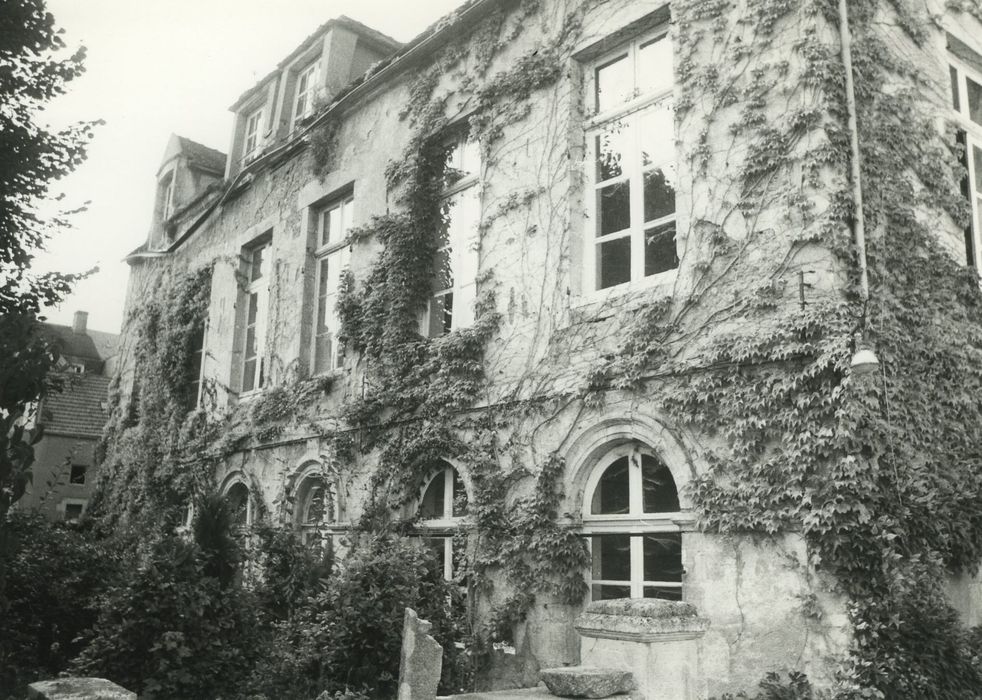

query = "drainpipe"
[838, 0, 879, 375]
[838, 0, 870, 304]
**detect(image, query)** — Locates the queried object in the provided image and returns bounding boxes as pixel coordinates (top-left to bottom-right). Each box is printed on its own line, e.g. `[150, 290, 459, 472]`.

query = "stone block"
[539, 666, 634, 698]
[575, 598, 709, 700]
[26, 677, 136, 700]
[398, 607, 444, 700]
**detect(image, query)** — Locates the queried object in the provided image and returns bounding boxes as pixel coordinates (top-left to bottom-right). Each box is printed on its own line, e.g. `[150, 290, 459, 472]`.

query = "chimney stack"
[72, 311, 88, 335]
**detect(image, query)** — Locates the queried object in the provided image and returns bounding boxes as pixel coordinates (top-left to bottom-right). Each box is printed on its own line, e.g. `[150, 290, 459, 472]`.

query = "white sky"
[36, 0, 467, 334]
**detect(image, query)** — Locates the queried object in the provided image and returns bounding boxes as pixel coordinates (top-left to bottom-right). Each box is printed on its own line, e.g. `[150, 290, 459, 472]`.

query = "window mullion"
[630, 118, 644, 282]
[630, 535, 643, 597]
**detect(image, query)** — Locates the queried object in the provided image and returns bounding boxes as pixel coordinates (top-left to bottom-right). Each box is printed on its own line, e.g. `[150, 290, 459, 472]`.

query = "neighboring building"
[21, 311, 118, 521]
[111, 1, 982, 695]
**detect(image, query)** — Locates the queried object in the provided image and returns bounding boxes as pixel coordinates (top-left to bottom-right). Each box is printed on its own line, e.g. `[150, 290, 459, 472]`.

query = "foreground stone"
[398, 607, 444, 700]
[539, 667, 634, 698]
[27, 677, 136, 700]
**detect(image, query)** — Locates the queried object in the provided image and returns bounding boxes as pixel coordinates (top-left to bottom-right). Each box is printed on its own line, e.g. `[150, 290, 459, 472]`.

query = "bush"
[0, 513, 121, 695]
[248, 534, 462, 699]
[71, 535, 260, 700]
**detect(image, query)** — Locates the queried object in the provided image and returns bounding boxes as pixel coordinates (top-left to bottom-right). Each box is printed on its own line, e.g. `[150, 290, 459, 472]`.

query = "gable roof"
[177, 136, 227, 175]
[40, 373, 111, 438]
[38, 323, 103, 363]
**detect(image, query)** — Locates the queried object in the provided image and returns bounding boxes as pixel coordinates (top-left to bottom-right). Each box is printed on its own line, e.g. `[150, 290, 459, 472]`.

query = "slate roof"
[177, 136, 227, 175]
[38, 323, 103, 363]
[40, 373, 111, 438]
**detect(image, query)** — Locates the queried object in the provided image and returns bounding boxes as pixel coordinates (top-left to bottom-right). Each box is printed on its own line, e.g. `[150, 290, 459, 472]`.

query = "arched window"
[295, 476, 338, 552]
[417, 461, 468, 580]
[225, 482, 254, 528]
[583, 444, 682, 601]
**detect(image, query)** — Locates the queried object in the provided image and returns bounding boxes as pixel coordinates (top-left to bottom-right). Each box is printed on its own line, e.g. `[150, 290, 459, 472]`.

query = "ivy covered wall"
[100, 0, 982, 695]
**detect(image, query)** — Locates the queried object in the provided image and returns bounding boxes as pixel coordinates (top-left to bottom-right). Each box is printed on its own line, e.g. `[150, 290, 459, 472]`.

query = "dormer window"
[293, 61, 320, 129]
[244, 107, 264, 162]
[161, 173, 175, 220]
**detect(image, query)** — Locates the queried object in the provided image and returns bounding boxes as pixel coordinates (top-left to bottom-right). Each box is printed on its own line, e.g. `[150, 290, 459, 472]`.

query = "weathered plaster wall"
[113, 0, 981, 691]
[22, 435, 97, 520]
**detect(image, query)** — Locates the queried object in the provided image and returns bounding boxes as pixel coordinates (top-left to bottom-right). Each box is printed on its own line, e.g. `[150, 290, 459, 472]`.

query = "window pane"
[591, 456, 630, 515]
[974, 145, 982, 195]
[642, 454, 680, 513]
[452, 469, 468, 517]
[434, 246, 453, 293]
[643, 165, 677, 222]
[427, 293, 454, 337]
[595, 126, 628, 182]
[639, 104, 675, 167]
[969, 77, 982, 126]
[243, 358, 257, 393]
[313, 334, 332, 374]
[597, 236, 632, 289]
[317, 259, 330, 315]
[637, 35, 673, 96]
[643, 533, 682, 582]
[951, 66, 961, 111]
[64, 504, 84, 522]
[251, 246, 266, 281]
[591, 534, 631, 581]
[70, 465, 86, 484]
[593, 584, 631, 600]
[227, 484, 250, 526]
[643, 585, 682, 601]
[304, 486, 326, 525]
[420, 470, 446, 519]
[598, 182, 631, 236]
[247, 292, 259, 326]
[595, 54, 631, 113]
[423, 537, 448, 575]
[644, 222, 678, 276]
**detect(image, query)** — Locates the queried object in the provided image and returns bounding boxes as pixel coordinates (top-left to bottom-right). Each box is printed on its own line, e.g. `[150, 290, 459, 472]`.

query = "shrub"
[0, 513, 121, 695]
[248, 534, 462, 699]
[71, 535, 260, 700]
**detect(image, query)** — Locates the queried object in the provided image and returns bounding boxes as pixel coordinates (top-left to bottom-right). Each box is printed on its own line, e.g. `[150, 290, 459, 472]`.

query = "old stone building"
[109, 0, 982, 695]
[19, 312, 118, 522]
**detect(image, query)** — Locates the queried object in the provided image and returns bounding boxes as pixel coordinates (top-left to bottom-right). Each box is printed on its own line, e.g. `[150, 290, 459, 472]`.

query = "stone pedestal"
[575, 599, 709, 700]
[27, 677, 136, 700]
[398, 607, 444, 700]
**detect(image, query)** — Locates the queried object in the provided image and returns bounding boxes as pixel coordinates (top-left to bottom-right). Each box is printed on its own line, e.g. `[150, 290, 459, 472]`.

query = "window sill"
[571, 267, 678, 312]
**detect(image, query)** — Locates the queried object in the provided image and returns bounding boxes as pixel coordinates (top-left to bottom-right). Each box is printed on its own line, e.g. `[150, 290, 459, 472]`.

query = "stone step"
[438, 682, 633, 700]
[539, 666, 634, 699]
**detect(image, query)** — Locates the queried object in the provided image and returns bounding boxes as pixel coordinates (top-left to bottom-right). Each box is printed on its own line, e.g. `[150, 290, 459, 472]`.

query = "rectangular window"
[242, 242, 270, 393]
[585, 29, 677, 293]
[69, 464, 87, 485]
[421, 134, 481, 337]
[293, 61, 320, 129]
[951, 60, 982, 267]
[312, 196, 352, 374]
[64, 502, 84, 522]
[188, 323, 206, 407]
[243, 107, 264, 161]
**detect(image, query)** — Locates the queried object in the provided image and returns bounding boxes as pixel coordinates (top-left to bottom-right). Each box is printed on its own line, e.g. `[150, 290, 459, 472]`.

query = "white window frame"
[951, 57, 982, 268]
[241, 241, 270, 396]
[581, 444, 683, 601]
[293, 61, 320, 130]
[582, 27, 678, 299]
[312, 196, 353, 374]
[243, 106, 264, 162]
[416, 463, 468, 582]
[420, 133, 481, 337]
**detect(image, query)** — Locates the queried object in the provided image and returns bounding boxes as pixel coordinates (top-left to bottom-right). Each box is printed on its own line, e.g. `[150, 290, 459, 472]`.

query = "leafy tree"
[0, 1, 98, 530]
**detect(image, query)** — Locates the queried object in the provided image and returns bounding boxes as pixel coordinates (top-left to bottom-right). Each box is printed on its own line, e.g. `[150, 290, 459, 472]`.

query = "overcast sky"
[35, 0, 467, 334]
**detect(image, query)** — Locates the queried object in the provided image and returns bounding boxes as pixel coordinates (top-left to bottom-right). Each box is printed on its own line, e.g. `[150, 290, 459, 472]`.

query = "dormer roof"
[228, 15, 403, 113]
[156, 134, 227, 178]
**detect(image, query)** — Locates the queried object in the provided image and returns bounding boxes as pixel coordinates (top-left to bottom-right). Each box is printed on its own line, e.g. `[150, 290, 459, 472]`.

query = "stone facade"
[115, 0, 982, 695]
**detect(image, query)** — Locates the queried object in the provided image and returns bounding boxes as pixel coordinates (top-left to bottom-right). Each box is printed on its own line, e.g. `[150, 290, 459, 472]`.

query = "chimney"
[72, 311, 88, 335]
